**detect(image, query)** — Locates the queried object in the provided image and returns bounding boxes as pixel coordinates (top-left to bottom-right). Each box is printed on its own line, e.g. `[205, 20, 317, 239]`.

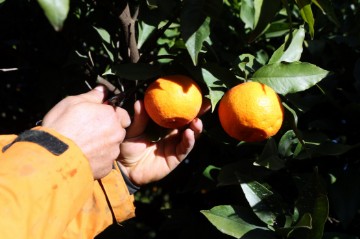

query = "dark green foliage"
[1, 0, 360, 238]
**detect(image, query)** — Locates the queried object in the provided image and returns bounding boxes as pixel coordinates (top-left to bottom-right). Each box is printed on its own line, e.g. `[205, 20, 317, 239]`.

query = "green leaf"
[237, 53, 256, 73]
[183, 17, 210, 65]
[276, 213, 312, 238]
[315, 142, 355, 156]
[0, 0, 6, 4]
[307, 194, 329, 239]
[255, 138, 285, 171]
[101, 43, 114, 62]
[283, 102, 298, 126]
[240, 0, 255, 29]
[234, 53, 263, 80]
[295, 0, 315, 38]
[312, 0, 340, 26]
[93, 27, 115, 61]
[201, 64, 239, 111]
[138, 21, 157, 49]
[251, 61, 329, 95]
[37, 0, 69, 31]
[218, 160, 272, 187]
[203, 165, 221, 181]
[278, 130, 300, 157]
[201, 68, 226, 112]
[93, 26, 111, 44]
[241, 181, 284, 226]
[264, 20, 291, 39]
[248, 0, 281, 42]
[295, 169, 329, 239]
[296, 141, 360, 159]
[201, 205, 268, 238]
[269, 26, 306, 64]
[181, 0, 211, 65]
[103, 63, 162, 81]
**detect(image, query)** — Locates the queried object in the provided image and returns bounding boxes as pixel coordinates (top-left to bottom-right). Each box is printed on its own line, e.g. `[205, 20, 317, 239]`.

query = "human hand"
[117, 99, 210, 186]
[42, 86, 131, 179]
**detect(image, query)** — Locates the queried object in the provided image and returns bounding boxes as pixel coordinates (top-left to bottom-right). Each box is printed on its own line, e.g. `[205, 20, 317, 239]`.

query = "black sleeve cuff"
[2, 130, 69, 156]
[117, 161, 140, 195]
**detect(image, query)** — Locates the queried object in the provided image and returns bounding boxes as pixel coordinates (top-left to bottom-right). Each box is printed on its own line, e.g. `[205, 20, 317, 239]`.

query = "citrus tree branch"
[119, 2, 140, 63]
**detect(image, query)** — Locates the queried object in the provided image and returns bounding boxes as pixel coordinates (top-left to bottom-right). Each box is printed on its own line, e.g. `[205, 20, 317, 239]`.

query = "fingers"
[79, 85, 108, 103]
[175, 118, 203, 161]
[115, 107, 132, 128]
[189, 117, 203, 139]
[125, 100, 149, 138]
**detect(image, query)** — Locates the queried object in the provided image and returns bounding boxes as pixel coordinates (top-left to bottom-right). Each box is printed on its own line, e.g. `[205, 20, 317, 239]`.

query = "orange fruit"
[144, 75, 202, 129]
[218, 81, 284, 142]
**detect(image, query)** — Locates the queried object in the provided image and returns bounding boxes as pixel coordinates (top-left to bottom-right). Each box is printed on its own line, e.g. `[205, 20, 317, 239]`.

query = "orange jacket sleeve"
[0, 126, 135, 239]
[62, 163, 136, 239]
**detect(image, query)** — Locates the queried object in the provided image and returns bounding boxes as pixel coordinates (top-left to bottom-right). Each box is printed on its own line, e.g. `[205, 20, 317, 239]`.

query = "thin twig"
[96, 76, 121, 94]
[0, 68, 18, 72]
[88, 51, 95, 67]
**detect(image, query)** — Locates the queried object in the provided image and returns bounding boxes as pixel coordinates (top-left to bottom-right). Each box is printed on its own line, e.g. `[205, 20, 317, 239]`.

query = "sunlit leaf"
[93, 27, 115, 61]
[235, 53, 257, 79]
[295, 0, 315, 38]
[201, 68, 227, 112]
[241, 181, 284, 226]
[101, 43, 114, 62]
[240, 0, 255, 29]
[93, 26, 111, 44]
[248, 0, 281, 42]
[138, 21, 157, 49]
[37, 0, 69, 31]
[251, 61, 329, 95]
[201, 205, 268, 238]
[181, 0, 211, 65]
[269, 26, 305, 64]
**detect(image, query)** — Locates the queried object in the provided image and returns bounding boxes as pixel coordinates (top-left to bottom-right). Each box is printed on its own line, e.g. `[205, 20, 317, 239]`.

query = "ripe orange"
[144, 75, 202, 129]
[218, 81, 284, 142]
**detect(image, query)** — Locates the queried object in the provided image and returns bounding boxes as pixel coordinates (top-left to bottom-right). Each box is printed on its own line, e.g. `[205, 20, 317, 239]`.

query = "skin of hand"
[42, 86, 131, 179]
[117, 99, 210, 186]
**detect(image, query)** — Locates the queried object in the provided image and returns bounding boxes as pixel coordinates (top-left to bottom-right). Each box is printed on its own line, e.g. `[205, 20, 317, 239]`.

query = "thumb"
[126, 100, 149, 138]
[80, 85, 108, 103]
